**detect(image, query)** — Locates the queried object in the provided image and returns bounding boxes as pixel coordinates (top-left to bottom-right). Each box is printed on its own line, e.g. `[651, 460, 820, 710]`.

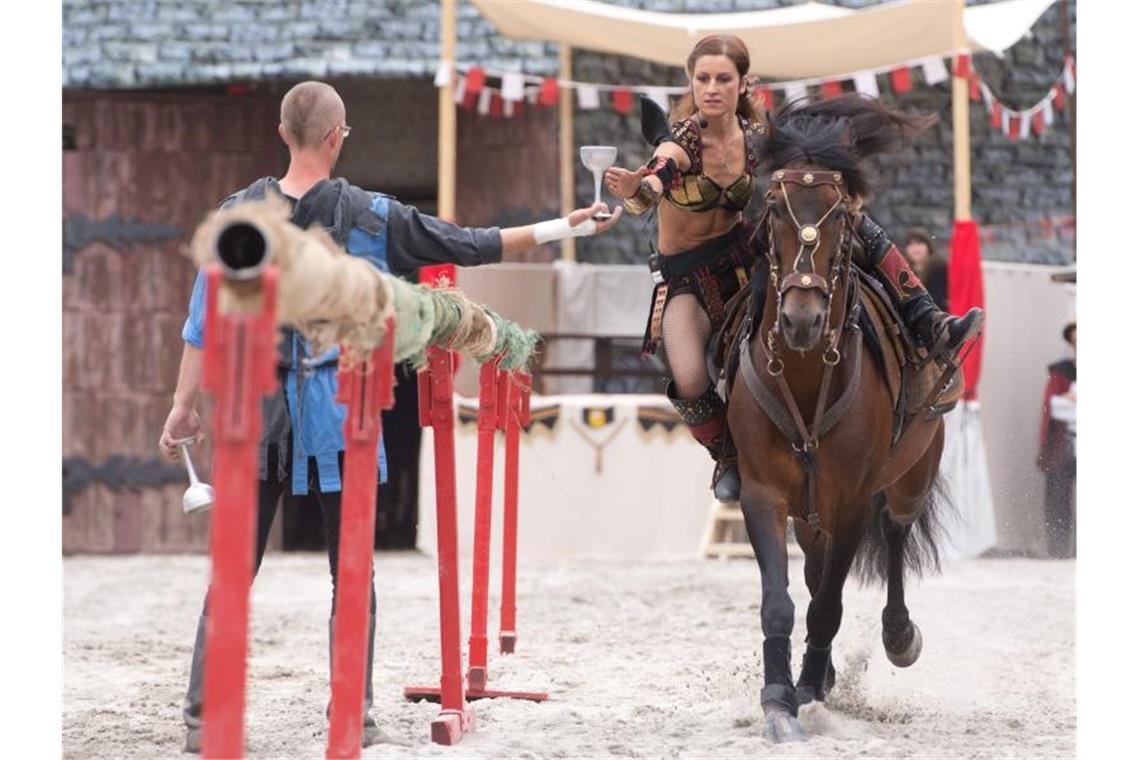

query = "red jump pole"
[498, 370, 531, 655]
[466, 359, 500, 692]
[200, 266, 279, 760]
[410, 346, 476, 745]
[326, 323, 396, 760]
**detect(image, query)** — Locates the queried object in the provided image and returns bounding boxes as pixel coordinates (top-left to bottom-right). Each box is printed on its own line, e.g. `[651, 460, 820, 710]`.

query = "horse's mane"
[760, 94, 937, 198]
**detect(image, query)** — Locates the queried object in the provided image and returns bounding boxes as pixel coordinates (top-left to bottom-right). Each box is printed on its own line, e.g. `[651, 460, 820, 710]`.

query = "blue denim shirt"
[182, 194, 393, 495]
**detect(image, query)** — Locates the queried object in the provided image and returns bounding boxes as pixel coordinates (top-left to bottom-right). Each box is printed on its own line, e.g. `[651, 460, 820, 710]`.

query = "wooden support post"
[326, 324, 396, 760]
[417, 347, 475, 745]
[559, 44, 575, 262]
[200, 266, 279, 760]
[952, 0, 971, 223]
[498, 370, 531, 654]
[466, 360, 499, 692]
[438, 0, 457, 221]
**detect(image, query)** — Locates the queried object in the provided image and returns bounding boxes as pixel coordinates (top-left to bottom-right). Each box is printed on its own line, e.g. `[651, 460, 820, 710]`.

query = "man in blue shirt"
[159, 80, 620, 753]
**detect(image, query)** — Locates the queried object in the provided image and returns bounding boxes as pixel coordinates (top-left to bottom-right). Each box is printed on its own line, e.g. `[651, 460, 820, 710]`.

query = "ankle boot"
[856, 214, 984, 361]
[182, 615, 207, 754]
[328, 615, 381, 747]
[668, 383, 741, 502]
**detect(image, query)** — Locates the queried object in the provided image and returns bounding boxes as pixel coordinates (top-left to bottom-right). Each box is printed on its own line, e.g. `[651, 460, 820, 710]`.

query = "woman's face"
[691, 54, 745, 119]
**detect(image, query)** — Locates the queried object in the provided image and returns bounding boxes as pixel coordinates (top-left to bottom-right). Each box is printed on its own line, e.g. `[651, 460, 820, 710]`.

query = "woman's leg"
[662, 293, 739, 501]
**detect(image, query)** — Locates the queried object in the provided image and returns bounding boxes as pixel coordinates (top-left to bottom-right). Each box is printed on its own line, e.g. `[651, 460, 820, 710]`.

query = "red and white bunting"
[436, 52, 1074, 138]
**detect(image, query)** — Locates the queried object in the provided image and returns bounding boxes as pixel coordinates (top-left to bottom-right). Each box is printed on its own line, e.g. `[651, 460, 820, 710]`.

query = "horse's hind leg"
[880, 510, 923, 668]
[794, 518, 864, 704]
[740, 489, 806, 743]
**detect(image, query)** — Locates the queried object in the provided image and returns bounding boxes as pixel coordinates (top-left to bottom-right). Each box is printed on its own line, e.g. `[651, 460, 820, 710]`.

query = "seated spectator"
[903, 227, 949, 311]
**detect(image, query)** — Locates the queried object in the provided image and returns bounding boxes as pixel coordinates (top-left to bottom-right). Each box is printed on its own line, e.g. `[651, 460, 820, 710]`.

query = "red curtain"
[948, 220, 985, 399]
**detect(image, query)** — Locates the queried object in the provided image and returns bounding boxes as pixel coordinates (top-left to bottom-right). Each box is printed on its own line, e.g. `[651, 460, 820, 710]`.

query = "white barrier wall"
[976, 263, 1075, 555]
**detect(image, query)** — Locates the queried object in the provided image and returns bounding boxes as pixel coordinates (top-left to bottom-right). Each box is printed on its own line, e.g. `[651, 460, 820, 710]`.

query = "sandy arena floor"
[64, 552, 1074, 759]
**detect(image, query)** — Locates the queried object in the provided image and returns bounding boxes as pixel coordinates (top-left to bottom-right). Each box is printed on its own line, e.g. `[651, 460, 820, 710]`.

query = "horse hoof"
[762, 707, 807, 743]
[884, 622, 923, 668]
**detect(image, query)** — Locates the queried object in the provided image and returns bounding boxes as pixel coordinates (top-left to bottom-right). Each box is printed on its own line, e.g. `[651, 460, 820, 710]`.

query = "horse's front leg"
[740, 487, 806, 743]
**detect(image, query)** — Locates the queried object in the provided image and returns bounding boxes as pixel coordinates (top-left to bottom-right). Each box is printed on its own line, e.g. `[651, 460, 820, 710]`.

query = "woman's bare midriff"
[657, 201, 742, 255]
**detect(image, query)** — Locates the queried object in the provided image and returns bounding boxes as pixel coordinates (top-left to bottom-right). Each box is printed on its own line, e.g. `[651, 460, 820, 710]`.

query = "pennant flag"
[489, 92, 503, 118]
[1032, 108, 1045, 136]
[1008, 113, 1021, 140]
[504, 98, 516, 118]
[853, 71, 880, 98]
[953, 52, 972, 79]
[477, 88, 493, 115]
[454, 74, 468, 106]
[1043, 98, 1055, 126]
[500, 72, 525, 102]
[921, 57, 949, 86]
[1063, 57, 1076, 94]
[577, 85, 601, 110]
[1053, 84, 1066, 111]
[755, 84, 774, 110]
[820, 79, 843, 99]
[783, 81, 808, 103]
[433, 59, 452, 88]
[612, 88, 634, 115]
[890, 65, 912, 94]
[537, 77, 559, 107]
[1000, 109, 1010, 134]
[980, 82, 994, 110]
[465, 66, 486, 96]
[1019, 112, 1031, 139]
[969, 76, 981, 102]
[948, 220, 985, 400]
[990, 101, 1002, 129]
[525, 86, 539, 105]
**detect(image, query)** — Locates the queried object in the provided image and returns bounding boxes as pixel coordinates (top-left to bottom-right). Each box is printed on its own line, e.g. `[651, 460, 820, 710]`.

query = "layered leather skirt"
[642, 224, 757, 355]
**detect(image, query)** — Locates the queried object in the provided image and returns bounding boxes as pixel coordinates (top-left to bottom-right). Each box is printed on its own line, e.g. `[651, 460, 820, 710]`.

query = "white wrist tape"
[533, 216, 597, 245]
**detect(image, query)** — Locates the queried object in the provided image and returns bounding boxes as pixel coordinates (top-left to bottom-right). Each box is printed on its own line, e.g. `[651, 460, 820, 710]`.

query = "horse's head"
[764, 166, 853, 353]
[757, 95, 936, 356]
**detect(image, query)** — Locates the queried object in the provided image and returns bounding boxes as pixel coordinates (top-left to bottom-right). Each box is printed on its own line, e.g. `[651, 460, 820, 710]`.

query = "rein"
[739, 169, 863, 534]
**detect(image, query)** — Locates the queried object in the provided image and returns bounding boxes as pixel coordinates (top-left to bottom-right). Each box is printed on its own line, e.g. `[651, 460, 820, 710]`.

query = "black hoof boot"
[795, 642, 836, 704]
[883, 621, 923, 668]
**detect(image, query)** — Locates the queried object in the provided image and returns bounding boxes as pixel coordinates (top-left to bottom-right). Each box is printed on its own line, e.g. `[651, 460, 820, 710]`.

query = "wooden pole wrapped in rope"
[188, 197, 540, 369]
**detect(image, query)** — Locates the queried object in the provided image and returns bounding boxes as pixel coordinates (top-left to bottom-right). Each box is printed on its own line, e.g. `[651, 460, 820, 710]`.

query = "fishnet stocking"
[662, 293, 713, 398]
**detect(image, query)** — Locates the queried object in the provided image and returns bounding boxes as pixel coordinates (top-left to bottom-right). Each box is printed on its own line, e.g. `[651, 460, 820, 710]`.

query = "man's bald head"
[279, 81, 346, 150]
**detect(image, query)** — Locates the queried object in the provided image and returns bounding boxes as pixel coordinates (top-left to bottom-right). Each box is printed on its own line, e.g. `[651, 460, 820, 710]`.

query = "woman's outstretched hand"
[603, 166, 649, 200]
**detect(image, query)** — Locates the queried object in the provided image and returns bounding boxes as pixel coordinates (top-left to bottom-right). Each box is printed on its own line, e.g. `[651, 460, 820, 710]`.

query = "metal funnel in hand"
[176, 438, 214, 514]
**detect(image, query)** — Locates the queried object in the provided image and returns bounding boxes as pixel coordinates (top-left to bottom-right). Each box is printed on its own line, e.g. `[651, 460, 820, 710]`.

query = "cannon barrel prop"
[189, 196, 539, 369]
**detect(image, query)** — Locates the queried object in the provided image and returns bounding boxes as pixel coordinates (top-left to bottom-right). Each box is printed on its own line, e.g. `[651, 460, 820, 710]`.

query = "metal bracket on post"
[404, 345, 476, 745]
[326, 320, 396, 760]
[200, 265, 279, 760]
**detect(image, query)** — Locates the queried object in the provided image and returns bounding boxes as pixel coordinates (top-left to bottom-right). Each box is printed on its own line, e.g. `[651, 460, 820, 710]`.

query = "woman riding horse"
[731, 95, 968, 743]
[605, 35, 981, 504]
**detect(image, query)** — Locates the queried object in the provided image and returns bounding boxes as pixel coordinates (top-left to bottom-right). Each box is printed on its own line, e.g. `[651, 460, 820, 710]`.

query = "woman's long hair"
[670, 34, 761, 123]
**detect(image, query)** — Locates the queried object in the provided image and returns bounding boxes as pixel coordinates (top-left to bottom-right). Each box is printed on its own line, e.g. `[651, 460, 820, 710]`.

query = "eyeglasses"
[325, 124, 352, 140]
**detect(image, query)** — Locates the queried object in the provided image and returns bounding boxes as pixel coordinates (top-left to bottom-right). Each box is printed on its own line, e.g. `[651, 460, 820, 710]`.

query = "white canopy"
[471, 0, 1057, 80]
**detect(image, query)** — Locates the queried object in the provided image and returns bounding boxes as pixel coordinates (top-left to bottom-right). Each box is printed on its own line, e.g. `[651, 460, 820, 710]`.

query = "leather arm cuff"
[644, 156, 680, 188]
[622, 179, 661, 216]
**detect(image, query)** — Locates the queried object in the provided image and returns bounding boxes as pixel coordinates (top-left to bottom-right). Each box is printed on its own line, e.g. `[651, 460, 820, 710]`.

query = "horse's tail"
[853, 476, 950, 586]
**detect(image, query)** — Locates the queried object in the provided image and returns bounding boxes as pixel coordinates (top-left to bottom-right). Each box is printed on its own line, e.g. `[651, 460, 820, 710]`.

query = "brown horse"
[727, 97, 952, 742]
